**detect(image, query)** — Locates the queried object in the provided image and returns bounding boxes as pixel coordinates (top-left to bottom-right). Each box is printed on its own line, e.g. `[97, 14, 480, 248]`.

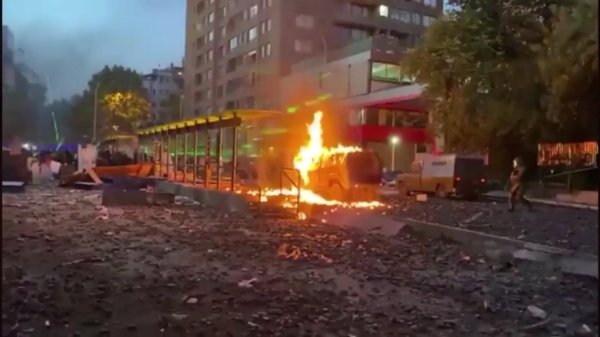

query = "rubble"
[2, 187, 597, 336]
[393, 198, 599, 255]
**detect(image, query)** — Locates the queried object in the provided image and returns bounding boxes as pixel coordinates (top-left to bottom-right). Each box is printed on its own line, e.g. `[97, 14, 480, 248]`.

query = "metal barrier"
[280, 168, 302, 216]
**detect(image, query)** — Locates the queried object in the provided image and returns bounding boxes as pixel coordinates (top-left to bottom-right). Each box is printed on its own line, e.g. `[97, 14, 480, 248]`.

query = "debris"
[61, 257, 106, 266]
[527, 305, 548, 319]
[238, 278, 258, 288]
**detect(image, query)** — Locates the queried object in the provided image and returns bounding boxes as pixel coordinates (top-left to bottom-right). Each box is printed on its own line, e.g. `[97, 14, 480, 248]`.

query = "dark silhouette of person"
[509, 157, 532, 211]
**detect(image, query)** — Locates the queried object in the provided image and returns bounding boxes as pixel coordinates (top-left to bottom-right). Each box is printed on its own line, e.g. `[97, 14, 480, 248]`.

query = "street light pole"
[319, 34, 327, 64]
[390, 136, 399, 170]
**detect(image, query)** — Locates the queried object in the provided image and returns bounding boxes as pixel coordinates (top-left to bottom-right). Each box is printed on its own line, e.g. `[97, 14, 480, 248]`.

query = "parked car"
[381, 170, 402, 188]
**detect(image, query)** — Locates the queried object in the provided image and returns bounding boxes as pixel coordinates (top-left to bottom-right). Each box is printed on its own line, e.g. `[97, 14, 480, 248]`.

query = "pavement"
[2, 186, 598, 336]
[391, 197, 599, 256]
[484, 191, 598, 210]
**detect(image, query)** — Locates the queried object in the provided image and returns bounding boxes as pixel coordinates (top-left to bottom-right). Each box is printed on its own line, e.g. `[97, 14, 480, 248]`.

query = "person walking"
[509, 157, 532, 211]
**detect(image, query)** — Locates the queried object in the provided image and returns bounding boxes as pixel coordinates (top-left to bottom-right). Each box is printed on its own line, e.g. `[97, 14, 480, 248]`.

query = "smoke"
[3, 0, 185, 100]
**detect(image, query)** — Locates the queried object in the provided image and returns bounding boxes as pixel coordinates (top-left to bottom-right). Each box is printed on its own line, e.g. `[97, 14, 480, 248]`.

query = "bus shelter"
[136, 109, 280, 191]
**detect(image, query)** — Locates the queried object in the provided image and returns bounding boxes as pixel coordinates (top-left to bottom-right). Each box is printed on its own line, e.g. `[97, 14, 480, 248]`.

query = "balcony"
[292, 36, 407, 72]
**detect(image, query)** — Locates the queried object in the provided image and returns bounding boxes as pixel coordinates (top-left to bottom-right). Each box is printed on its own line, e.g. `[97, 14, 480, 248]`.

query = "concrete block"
[2, 181, 26, 194]
[153, 180, 250, 213]
[73, 182, 103, 191]
[101, 189, 174, 206]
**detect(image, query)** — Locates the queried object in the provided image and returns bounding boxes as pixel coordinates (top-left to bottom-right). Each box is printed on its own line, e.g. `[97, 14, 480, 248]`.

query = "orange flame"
[246, 111, 384, 208]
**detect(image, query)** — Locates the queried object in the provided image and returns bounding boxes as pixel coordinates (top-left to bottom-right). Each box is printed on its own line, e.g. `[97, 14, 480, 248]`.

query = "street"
[2, 187, 598, 336]
[392, 197, 599, 255]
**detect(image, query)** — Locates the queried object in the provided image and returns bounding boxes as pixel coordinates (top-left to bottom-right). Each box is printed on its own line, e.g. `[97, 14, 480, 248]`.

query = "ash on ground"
[2, 187, 597, 337]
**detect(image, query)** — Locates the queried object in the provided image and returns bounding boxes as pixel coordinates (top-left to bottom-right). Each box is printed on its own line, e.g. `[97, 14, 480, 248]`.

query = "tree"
[402, 0, 593, 173]
[158, 94, 182, 124]
[102, 91, 150, 135]
[537, 0, 598, 141]
[67, 65, 149, 141]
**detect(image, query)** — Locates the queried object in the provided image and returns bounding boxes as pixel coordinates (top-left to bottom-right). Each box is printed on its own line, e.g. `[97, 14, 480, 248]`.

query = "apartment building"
[142, 64, 184, 123]
[183, 0, 443, 118]
[2, 25, 16, 92]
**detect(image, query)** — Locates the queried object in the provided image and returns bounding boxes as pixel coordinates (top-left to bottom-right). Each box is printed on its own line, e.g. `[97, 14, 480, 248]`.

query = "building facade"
[2, 25, 16, 92]
[183, 0, 442, 119]
[277, 37, 435, 172]
[142, 64, 184, 124]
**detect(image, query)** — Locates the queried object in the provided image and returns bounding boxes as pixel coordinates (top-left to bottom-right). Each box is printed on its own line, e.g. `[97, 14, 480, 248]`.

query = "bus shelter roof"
[101, 135, 138, 143]
[137, 109, 281, 136]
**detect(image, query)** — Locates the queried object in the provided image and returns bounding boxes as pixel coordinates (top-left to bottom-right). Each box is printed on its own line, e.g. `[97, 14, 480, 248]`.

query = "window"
[221, 6, 227, 18]
[399, 10, 410, 23]
[246, 49, 258, 64]
[349, 28, 370, 40]
[371, 62, 414, 84]
[250, 5, 258, 17]
[209, 0, 214, 3]
[207, 49, 213, 61]
[260, 43, 271, 57]
[206, 88, 212, 99]
[415, 143, 428, 154]
[229, 36, 238, 50]
[220, 27, 226, 37]
[318, 72, 331, 88]
[294, 40, 312, 53]
[423, 16, 436, 27]
[412, 13, 421, 25]
[249, 27, 258, 41]
[261, 19, 272, 33]
[208, 30, 214, 41]
[261, 0, 272, 7]
[424, 0, 437, 7]
[206, 69, 213, 80]
[347, 4, 369, 17]
[208, 12, 214, 23]
[378, 5, 389, 17]
[295, 15, 315, 28]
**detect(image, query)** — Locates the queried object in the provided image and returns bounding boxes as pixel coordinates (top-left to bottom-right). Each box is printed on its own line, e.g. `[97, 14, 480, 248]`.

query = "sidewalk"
[484, 190, 598, 211]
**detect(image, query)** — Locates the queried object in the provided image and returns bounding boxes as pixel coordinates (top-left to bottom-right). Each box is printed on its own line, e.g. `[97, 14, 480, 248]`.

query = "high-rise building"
[2, 25, 16, 92]
[142, 64, 184, 124]
[183, 0, 443, 118]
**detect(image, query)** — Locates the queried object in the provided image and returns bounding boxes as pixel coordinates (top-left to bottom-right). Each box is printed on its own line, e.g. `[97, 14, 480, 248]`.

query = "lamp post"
[390, 136, 399, 170]
[93, 76, 113, 143]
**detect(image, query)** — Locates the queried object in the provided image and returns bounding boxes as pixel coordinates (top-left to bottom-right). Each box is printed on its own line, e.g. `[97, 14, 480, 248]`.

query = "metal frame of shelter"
[136, 109, 280, 190]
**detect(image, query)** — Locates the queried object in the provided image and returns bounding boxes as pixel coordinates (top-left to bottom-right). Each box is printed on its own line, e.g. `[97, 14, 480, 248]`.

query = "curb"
[404, 218, 598, 278]
[483, 193, 598, 211]
[155, 180, 250, 213]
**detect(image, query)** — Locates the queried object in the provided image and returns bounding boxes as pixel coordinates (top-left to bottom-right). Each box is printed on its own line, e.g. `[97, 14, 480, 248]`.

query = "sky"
[2, 0, 186, 100]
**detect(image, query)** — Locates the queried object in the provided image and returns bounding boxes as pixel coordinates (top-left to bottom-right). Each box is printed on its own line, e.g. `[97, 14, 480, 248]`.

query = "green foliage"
[402, 0, 597, 158]
[67, 65, 149, 142]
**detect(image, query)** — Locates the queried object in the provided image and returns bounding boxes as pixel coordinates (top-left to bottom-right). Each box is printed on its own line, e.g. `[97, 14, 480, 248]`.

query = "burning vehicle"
[248, 111, 385, 213]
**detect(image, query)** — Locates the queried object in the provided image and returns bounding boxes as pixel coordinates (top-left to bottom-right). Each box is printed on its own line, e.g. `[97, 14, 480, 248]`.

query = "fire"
[246, 111, 384, 210]
[292, 111, 361, 184]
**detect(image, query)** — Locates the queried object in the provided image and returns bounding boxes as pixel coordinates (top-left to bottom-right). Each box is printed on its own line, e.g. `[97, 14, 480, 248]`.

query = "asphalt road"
[390, 196, 599, 255]
[2, 187, 598, 336]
